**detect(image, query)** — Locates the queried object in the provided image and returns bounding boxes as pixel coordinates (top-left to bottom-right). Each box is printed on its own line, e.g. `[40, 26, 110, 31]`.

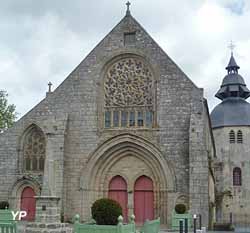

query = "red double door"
[20, 187, 36, 221]
[108, 175, 154, 224]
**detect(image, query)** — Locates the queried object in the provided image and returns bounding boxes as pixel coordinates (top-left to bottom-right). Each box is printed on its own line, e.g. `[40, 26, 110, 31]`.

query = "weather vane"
[228, 40, 236, 55]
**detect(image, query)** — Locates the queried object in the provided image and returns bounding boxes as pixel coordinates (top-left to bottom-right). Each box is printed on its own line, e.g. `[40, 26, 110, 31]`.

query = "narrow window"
[39, 157, 44, 171]
[129, 111, 135, 127]
[124, 32, 136, 45]
[237, 130, 243, 143]
[32, 157, 37, 170]
[229, 130, 235, 143]
[137, 111, 144, 127]
[146, 111, 153, 127]
[121, 111, 128, 127]
[105, 111, 111, 128]
[25, 158, 31, 170]
[233, 167, 242, 186]
[113, 111, 119, 127]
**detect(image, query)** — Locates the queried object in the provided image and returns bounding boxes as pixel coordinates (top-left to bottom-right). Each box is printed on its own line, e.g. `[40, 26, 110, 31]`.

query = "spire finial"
[228, 40, 235, 56]
[126, 1, 131, 15]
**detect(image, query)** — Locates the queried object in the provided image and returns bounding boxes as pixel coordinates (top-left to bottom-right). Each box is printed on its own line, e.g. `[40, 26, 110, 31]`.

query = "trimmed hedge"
[91, 198, 122, 225]
[0, 201, 9, 209]
[175, 204, 186, 214]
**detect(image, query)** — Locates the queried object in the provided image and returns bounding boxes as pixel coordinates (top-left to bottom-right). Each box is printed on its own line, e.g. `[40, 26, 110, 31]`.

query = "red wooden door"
[20, 187, 36, 221]
[134, 176, 154, 224]
[108, 176, 128, 222]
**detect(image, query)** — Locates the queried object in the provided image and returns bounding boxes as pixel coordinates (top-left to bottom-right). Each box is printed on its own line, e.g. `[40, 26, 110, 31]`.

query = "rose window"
[104, 57, 154, 128]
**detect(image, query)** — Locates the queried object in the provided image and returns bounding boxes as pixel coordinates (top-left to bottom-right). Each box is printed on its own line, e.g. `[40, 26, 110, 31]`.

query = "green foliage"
[91, 198, 122, 225]
[0, 201, 9, 209]
[0, 90, 17, 132]
[174, 204, 186, 214]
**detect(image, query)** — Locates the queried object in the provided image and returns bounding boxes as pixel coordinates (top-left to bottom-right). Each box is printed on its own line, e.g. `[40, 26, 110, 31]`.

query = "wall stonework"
[0, 13, 215, 228]
[213, 126, 250, 224]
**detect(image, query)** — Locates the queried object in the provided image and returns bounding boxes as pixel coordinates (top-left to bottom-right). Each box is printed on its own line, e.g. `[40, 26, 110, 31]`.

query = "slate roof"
[211, 54, 250, 128]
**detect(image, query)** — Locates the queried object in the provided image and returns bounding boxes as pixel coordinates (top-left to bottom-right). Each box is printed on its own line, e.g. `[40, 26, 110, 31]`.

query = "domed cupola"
[211, 53, 250, 128]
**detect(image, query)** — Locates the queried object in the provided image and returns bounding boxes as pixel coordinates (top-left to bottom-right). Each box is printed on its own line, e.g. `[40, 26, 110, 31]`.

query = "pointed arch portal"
[81, 134, 176, 225]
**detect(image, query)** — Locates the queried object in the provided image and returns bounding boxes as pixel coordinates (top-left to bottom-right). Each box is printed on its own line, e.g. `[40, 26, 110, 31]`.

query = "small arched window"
[233, 167, 242, 186]
[237, 130, 243, 143]
[229, 130, 235, 143]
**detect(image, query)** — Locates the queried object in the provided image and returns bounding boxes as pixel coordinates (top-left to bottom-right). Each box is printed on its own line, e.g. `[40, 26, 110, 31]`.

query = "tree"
[0, 90, 17, 132]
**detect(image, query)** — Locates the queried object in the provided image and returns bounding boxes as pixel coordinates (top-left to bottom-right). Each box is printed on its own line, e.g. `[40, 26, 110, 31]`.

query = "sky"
[1, 0, 250, 119]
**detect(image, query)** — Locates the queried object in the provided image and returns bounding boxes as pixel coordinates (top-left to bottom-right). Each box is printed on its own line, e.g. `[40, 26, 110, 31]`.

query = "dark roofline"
[212, 124, 250, 130]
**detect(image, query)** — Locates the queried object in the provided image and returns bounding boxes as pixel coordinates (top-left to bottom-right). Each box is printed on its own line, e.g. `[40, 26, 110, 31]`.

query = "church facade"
[0, 7, 215, 227]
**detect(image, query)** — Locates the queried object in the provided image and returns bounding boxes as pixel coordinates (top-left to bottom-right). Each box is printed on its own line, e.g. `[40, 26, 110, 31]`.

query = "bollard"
[193, 214, 197, 233]
[179, 219, 184, 233]
[229, 212, 233, 224]
[184, 218, 188, 233]
[199, 214, 202, 230]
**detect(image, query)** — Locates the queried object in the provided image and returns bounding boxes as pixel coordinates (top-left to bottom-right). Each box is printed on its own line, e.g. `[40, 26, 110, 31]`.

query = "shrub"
[0, 201, 9, 209]
[91, 198, 122, 225]
[175, 204, 186, 214]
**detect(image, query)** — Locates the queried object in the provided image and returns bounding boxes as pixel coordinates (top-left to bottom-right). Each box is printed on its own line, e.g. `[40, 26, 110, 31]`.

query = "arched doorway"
[134, 176, 154, 224]
[108, 176, 128, 222]
[20, 187, 36, 221]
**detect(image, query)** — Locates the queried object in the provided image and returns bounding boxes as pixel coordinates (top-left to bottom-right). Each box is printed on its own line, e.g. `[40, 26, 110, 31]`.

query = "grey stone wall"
[213, 126, 250, 224]
[188, 89, 214, 227]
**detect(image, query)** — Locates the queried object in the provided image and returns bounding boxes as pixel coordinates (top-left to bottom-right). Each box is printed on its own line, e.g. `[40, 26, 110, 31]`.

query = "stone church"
[0, 5, 215, 228]
[211, 53, 250, 228]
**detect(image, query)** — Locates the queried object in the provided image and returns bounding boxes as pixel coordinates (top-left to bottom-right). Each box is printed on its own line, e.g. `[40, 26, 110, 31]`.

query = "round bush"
[0, 201, 9, 209]
[175, 204, 186, 214]
[91, 198, 122, 225]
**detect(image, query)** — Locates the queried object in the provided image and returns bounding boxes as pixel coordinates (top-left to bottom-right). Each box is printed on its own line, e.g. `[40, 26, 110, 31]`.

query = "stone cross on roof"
[126, 1, 131, 16]
[48, 82, 52, 93]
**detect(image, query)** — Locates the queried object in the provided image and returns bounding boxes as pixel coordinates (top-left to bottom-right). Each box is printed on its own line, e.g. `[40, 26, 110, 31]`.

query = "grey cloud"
[1, 0, 250, 118]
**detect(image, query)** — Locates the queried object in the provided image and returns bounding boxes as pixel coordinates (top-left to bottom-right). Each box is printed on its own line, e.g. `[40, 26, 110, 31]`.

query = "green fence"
[171, 212, 192, 230]
[74, 215, 136, 233]
[140, 218, 160, 233]
[0, 209, 17, 233]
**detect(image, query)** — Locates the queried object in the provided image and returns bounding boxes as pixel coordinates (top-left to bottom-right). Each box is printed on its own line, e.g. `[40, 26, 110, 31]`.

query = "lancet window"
[233, 167, 242, 186]
[237, 130, 243, 143]
[229, 130, 235, 143]
[23, 126, 45, 172]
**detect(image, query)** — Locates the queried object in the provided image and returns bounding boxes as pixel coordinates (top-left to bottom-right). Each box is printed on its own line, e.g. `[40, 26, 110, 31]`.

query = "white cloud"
[0, 0, 250, 118]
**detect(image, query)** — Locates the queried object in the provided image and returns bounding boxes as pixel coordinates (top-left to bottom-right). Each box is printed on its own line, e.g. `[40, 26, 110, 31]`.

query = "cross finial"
[48, 82, 52, 93]
[228, 40, 235, 55]
[126, 1, 131, 15]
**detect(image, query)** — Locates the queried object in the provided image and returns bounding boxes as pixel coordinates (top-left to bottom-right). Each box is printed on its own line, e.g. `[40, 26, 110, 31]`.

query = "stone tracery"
[104, 58, 153, 107]
[104, 57, 154, 128]
[23, 127, 45, 171]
